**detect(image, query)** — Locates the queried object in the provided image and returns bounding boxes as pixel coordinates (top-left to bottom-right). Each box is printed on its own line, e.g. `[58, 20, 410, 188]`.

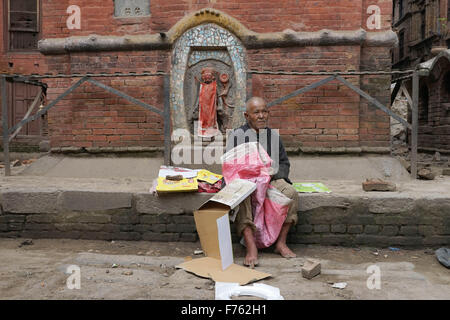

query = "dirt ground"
[0, 238, 448, 300]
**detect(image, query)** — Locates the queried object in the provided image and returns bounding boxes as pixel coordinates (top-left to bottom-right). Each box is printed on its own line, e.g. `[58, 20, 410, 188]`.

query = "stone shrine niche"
[184, 50, 236, 135]
[170, 23, 247, 140]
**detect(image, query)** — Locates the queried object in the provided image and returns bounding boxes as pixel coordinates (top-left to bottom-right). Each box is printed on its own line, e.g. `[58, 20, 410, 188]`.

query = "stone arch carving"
[170, 23, 247, 134]
[166, 8, 254, 45]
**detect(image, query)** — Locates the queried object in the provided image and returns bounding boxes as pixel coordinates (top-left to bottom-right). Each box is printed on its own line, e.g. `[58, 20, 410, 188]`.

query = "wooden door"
[8, 82, 42, 137]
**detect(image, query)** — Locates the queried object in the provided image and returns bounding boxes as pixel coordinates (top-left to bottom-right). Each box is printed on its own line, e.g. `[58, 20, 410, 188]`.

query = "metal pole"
[246, 72, 252, 101]
[163, 75, 171, 166]
[1, 76, 11, 176]
[411, 71, 419, 179]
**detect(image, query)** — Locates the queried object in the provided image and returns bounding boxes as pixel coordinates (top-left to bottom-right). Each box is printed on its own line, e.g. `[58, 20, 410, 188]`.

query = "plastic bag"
[221, 142, 272, 183]
[254, 185, 292, 248]
[222, 142, 289, 248]
[222, 142, 272, 219]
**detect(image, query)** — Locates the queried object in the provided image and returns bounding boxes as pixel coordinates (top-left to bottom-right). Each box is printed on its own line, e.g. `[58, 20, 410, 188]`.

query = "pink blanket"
[222, 142, 291, 248]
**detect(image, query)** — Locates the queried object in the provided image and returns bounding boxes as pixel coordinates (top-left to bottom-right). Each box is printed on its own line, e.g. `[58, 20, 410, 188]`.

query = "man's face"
[245, 101, 269, 131]
[201, 71, 214, 83]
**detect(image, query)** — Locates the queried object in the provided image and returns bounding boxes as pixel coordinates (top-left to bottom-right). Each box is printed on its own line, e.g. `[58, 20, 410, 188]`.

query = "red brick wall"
[44, 51, 167, 149]
[41, 0, 366, 38]
[418, 58, 450, 152]
[0, 0, 48, 150]
[0, 0, 47, 74]
[1, 0, 395, 152]
[249, 46, 362, 149]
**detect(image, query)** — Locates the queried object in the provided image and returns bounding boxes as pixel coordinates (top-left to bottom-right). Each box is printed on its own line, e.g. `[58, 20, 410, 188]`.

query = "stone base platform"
[1, 173, 449, 247]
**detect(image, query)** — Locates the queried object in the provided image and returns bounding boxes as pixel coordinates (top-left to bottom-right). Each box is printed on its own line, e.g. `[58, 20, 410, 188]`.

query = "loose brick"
[302, 259, 321, 280]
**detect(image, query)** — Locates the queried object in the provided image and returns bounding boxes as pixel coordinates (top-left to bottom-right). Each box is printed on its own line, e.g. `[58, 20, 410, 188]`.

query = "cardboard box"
[176, 179, 271, 285]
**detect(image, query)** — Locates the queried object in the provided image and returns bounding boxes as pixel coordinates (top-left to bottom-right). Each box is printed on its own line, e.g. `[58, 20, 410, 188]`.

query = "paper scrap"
[332, 282, 347, 289]
[197, 169, 223, 184]
[293, 182, 331, 193]
[158, 166, 200, 179]
[215, 282, 284, 300]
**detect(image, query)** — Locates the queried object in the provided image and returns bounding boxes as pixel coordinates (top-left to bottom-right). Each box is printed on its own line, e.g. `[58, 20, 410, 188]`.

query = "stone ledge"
[134, 192, 214, 215]
[58, 191, 132, 212]
[0, 189, 449, 247]
[1, 191, 60, 214]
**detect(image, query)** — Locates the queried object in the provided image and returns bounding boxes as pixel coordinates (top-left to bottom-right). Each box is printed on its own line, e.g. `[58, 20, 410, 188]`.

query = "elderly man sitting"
[226, 97, 299, 268]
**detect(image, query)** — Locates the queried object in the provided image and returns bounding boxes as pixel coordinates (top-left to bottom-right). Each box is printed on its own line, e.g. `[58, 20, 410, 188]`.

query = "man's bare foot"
[274, 243, 297, 259]
[242, 226, 259, 268]
[243, 244, 259, 268]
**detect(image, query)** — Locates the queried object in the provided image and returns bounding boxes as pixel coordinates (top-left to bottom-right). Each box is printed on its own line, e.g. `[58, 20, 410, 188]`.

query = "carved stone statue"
[189, 67, 232, 138]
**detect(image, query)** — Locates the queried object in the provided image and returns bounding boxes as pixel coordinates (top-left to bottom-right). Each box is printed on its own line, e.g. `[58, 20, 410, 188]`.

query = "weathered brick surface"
[331, 224, 347, 233]
[415, 54, 450, 152]
[347, 225, 364, 234]
[364, 225, 380, 234]
[314, 225, 330, 233]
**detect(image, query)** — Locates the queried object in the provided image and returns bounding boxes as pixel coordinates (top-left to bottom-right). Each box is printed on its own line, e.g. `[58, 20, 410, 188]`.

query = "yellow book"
[197, 169, 223, 185]
[156, 177, 198, 193]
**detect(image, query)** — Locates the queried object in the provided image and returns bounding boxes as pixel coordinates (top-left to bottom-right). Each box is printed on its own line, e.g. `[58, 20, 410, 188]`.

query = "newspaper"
[208, 179, 256, 210]
[158, 166, 200, 179]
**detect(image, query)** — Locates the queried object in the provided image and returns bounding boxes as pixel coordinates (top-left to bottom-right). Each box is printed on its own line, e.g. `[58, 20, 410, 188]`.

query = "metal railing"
[248, 69, 419, 179]
[2, 69, 419, 178]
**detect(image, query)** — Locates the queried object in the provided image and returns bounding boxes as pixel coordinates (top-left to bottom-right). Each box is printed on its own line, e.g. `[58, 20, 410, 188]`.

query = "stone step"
[1, 186, 449, 247]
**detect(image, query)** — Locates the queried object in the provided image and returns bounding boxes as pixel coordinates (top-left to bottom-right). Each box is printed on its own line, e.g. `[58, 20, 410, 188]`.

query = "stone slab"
[134, 192, 214, 215]
[1, 191, 59, 214]
[58, 191, 132, 212]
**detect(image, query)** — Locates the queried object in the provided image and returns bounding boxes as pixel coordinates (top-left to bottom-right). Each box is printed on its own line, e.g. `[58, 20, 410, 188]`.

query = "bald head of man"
[244, 97, 269, 132]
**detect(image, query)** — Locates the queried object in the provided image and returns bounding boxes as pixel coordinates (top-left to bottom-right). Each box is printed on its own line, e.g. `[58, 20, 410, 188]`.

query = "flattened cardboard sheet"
[176, 257, 271, 286]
